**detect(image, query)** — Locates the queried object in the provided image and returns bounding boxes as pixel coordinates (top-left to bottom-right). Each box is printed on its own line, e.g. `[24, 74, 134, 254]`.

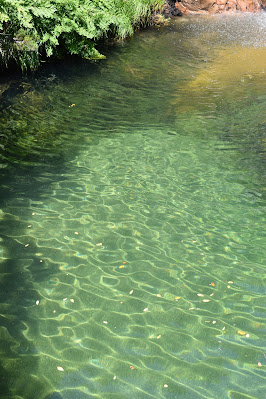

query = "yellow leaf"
[237, 330, 246, 335]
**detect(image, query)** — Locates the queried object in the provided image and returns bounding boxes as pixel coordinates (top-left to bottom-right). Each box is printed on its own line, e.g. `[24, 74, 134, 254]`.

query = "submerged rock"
[45, 392, 63, 399]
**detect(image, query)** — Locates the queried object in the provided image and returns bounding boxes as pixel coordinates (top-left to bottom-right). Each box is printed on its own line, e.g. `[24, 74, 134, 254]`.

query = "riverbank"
[0, 0, 164, 71]
[1, 1, 265, 72]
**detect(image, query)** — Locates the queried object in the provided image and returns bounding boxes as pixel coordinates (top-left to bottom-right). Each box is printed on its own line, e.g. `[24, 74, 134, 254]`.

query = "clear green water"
[0, 13, 266, 399]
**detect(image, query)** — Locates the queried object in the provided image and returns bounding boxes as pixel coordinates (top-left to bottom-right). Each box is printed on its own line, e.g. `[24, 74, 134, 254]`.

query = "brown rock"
[173, 0, 263, 13]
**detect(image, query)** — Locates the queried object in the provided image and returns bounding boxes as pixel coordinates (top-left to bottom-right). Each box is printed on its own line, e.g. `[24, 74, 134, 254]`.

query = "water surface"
[0, 13, 266, 399]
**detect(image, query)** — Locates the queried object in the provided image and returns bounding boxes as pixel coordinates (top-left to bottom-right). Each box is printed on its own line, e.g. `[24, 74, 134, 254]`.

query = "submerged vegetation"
[0, 0, 164, 70]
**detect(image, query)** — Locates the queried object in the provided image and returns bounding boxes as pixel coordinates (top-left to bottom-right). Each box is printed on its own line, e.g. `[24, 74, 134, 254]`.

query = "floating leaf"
[237, 330, 246, 335]
[129, 290, 133, 295]
[210, 282, 215, 287]
[258, 362, 262, 367]
[57, 366, 64, 371]
[119, 265, 125, 269]
[202, 299, 210, 302]
[197, 293, 204, 297]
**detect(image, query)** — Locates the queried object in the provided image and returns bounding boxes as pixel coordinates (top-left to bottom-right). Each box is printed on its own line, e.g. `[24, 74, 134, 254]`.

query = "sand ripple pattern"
[1, 124, 263, 399]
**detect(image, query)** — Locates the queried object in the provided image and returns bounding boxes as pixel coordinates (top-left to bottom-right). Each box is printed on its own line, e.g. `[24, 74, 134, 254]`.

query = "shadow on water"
[0, 57, 104, 398]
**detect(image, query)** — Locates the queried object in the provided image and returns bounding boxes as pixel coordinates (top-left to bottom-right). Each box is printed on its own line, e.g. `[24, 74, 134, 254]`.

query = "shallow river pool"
[0, 12, 266, 399]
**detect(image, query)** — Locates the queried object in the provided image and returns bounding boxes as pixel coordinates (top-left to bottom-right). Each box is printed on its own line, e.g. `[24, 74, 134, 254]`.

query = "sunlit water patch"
[0, 13, 266, 399]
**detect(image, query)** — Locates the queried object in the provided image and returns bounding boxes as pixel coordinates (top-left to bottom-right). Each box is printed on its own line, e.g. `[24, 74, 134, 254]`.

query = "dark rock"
[163, 0, 183, 17]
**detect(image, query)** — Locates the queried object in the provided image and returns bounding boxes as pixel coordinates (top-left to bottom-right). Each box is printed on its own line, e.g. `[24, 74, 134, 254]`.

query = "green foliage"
[0, 0, 164, 70]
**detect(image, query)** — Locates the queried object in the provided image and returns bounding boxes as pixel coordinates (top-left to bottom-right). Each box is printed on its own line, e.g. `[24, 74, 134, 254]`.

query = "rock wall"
[164, 0, 266, 14]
